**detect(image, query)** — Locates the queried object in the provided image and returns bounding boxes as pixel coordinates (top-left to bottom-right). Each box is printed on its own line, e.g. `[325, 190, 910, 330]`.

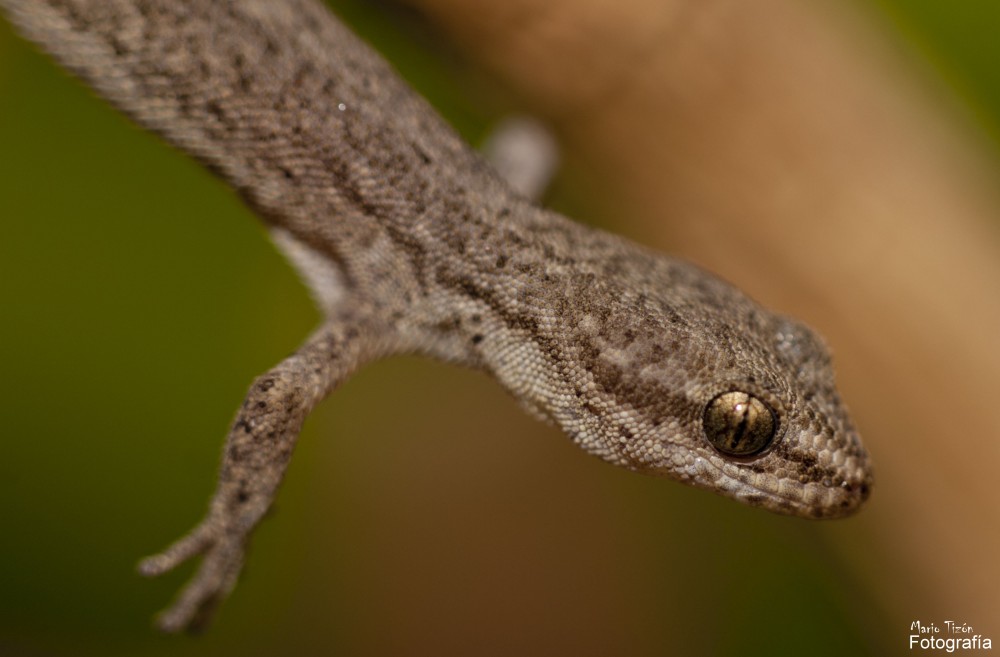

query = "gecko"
[0, 0, 872, 632]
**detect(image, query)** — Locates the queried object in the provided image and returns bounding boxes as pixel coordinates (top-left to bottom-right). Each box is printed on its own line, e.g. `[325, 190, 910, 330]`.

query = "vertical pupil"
[703, 391, 777, 456]
[730, 402, 750, 450]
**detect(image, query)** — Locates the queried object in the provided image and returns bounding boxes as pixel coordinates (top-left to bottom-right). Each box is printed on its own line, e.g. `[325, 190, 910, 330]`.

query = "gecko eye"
[703, 391, 777, 457]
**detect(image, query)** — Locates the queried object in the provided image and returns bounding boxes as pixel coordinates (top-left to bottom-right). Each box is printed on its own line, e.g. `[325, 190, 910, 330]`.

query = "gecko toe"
[146, 530, 247, 632]
[137, 519, 218, 577]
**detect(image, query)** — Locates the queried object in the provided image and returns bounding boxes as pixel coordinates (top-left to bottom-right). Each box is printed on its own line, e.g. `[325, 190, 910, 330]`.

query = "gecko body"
[0, 0, 872, 632]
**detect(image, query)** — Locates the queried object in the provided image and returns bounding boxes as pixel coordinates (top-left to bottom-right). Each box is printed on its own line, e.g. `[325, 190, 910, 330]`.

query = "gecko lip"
[692, 454, 872, 519]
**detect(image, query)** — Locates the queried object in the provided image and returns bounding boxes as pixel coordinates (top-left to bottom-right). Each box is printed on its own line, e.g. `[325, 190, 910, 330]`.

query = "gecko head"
[685, 371, 873, 519]
[586, 301, 873, 519]
[671, 315, 871, 519]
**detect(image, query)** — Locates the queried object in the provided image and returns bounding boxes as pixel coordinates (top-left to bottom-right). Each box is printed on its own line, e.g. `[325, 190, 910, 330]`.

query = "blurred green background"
[0, 1, 996, 655]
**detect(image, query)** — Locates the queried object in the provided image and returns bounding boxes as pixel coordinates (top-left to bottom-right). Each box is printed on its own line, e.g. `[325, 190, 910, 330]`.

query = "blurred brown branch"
[403, 0, 1000, 629]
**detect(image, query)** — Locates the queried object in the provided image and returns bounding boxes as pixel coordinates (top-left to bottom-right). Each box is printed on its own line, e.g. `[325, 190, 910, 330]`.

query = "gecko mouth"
[691, 452, 872, 519]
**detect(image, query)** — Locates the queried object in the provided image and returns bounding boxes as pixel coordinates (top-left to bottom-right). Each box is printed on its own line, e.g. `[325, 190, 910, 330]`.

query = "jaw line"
[690, 455, 846, 518]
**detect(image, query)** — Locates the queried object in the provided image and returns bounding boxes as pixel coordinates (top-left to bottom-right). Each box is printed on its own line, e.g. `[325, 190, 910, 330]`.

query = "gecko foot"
[138, 515, 248, 633]
[135, 321, 376, 631]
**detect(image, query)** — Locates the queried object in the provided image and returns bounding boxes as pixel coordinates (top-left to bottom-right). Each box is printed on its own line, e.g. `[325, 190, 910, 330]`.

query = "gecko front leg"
[137, 309, 388, 632]
[0, 0, 873, 635]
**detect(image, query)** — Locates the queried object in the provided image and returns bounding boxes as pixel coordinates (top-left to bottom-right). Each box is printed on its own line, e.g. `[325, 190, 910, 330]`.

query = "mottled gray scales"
[0, 0, 873, 633]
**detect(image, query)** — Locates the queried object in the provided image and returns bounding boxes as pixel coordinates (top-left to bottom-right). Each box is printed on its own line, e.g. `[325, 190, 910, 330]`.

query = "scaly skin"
[0, 0, 872, 632]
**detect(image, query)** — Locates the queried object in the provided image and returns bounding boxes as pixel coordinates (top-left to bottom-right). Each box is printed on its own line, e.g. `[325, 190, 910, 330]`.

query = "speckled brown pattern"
[0, 0, 872, 632]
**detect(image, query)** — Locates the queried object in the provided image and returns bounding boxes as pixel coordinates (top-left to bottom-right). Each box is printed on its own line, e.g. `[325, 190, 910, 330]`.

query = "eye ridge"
[703, 390, 779, 457]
